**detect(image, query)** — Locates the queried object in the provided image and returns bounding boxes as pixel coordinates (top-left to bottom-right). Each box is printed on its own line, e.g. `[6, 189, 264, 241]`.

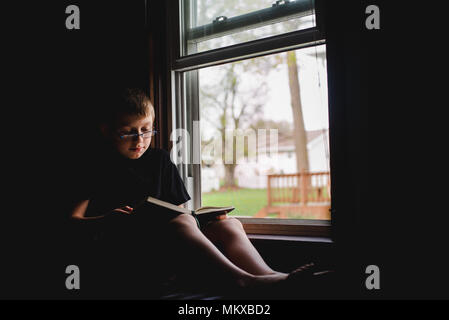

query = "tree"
[195, 0, 317, 186]
[200, 60, 267, 188]
[287, 50, 309, 172]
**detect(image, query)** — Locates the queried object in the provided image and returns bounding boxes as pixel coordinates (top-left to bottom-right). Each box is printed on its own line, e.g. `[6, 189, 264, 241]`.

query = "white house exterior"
[201, 166, 220, 192]
[201, 129, 330, 192]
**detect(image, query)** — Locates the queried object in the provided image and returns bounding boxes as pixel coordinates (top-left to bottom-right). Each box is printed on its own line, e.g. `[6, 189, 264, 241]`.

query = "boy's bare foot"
[237, 272, 288, 289]
[238, 263, 316, 288]
[233, 263, 336, 299]
[286, 263, 316, 280]
[236, 263, 318, 289]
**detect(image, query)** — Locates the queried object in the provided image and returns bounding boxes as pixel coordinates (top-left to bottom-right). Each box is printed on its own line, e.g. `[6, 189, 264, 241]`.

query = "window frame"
[167, 0, 331, 238]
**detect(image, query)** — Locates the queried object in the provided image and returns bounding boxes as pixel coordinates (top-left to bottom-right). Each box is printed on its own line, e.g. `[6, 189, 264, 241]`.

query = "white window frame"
[169, 0, 331, 238]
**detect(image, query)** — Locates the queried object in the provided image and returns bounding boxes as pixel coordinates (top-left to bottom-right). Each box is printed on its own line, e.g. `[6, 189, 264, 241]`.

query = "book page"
[195, 206, 234, 214]
[146, 196, 190, 214]
[197, 206, 232, 210]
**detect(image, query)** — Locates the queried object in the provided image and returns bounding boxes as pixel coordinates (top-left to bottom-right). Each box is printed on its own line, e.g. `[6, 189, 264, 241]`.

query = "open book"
[136, 196, 235, 225]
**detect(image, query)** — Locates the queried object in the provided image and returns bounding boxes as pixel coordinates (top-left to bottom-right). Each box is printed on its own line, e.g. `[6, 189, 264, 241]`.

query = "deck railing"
[256, 169, 331, 219]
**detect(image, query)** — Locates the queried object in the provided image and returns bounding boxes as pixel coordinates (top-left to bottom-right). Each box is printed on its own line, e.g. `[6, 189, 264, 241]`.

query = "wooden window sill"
[236, 217, 331, 238]
[247, 234, 333, 243]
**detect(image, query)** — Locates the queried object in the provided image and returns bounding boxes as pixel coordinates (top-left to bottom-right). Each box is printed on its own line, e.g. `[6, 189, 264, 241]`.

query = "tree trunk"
[224, 164, 237, 189]
[222, 133, 238, 188]
[287, 51, 309, 173]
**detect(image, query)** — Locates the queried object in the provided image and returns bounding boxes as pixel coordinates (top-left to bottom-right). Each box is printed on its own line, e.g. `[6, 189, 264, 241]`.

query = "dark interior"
[4, 1, 449, 300]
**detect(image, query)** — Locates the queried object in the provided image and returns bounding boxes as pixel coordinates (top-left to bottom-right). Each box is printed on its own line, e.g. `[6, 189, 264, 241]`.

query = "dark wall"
[3, 1, 150, 298]
[4, 1, 447, 299]
[327, 1, 449, 299]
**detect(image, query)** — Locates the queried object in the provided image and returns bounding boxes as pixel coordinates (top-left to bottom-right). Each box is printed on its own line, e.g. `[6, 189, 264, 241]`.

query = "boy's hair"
[105, 88, 155, 126]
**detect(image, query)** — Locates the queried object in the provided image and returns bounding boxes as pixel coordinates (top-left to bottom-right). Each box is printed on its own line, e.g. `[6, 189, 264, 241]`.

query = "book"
[135, 196, 235, 226]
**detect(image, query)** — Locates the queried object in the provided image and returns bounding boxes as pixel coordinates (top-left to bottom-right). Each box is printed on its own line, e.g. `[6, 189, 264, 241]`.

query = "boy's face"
[109, 113, 154, 160]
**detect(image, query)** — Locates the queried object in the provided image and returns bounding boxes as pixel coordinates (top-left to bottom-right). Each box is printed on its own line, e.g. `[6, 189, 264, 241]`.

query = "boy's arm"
[70, 199, 107, 220]
[71, 199, 90, 219]
[70, 199, 134, 220]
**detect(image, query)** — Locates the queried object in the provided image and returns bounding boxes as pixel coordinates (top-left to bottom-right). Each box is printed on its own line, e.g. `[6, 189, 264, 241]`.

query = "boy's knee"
[206, 217, 245, 237]
[222, 217, 244, 232]
[168, 213, 197, 230]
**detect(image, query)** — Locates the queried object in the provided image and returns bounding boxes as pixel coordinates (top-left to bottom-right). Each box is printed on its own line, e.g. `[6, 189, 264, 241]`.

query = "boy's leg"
[167, 214, 287, 288]
[202, 217, 284, 276]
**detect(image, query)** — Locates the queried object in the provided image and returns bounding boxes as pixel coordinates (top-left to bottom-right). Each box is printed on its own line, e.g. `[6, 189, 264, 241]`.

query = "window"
[180, 0, 316, 56]
[170, 0, 330, 237]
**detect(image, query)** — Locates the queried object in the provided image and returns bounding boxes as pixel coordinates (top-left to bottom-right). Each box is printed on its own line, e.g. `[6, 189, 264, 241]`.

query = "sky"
[199, 44, 329, 135]
[263, 45, 329, 131]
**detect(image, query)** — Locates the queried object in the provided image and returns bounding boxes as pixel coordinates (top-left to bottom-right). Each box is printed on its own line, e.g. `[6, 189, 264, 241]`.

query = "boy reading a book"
[70, 88, 324, 295]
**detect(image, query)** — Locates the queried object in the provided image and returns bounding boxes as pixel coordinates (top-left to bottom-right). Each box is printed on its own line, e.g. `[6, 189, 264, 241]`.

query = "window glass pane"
[189, 44, 330, 220]
[181, 0, 316, 56]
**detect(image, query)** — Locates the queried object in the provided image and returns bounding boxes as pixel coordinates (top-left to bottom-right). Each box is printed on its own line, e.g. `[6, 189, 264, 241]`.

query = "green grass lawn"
[202, 188, 267, 217]
[201, 187, 329, 219]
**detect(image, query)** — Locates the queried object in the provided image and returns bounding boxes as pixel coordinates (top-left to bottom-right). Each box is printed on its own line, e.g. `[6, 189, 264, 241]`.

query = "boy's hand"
[110, 206, 134, 215]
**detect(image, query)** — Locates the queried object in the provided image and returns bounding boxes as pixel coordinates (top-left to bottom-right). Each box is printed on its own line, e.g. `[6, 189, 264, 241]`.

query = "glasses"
[118, 130, 157, 141]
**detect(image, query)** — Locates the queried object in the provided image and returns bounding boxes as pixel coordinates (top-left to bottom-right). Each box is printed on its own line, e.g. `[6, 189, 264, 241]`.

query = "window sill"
[236, 217, 331, 238]
[247, 234, 332, 243]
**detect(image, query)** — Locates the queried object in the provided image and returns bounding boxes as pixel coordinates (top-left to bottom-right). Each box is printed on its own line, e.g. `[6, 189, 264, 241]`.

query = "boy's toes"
[287, 263, 316, 280]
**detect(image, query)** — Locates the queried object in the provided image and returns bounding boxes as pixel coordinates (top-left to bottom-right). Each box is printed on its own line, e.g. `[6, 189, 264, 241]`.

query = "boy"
[70, 88, 320, 297]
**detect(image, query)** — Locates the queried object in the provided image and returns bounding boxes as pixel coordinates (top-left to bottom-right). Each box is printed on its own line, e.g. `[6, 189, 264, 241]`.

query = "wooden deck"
[255, 170, 331, 219]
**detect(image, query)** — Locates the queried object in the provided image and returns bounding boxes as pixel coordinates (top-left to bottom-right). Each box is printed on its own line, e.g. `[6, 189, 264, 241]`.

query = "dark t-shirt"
[70, 147, 191, 289]
[80, 147, 191, 218]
